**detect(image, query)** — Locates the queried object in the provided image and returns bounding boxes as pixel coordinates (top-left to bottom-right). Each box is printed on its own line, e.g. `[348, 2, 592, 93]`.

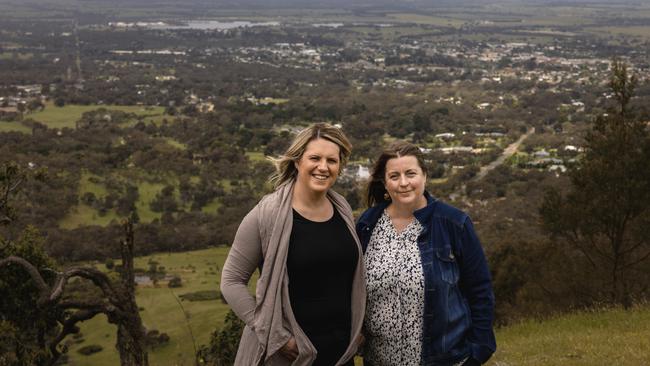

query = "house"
[155, 75, 177, 81]
[198, 102, 214, 113]
[438, 146, 473, 154]
[526, 158, 563, 168]
[533, 149, 550, 158]
[435, 133, 455, 140]
[342, 164, 370, 181]
[192, 153, 207, 165]
[356, 165, 370, 180]
[548, 164, 567, 173]
[564, 145, 578, 152]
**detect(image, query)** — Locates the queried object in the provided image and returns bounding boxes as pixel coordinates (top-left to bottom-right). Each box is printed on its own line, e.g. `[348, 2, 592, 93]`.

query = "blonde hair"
[268, 123, 352, 189]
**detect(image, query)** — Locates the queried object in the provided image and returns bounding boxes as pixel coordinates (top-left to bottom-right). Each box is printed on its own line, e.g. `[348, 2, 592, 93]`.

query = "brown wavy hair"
[366, 140, 428, 207]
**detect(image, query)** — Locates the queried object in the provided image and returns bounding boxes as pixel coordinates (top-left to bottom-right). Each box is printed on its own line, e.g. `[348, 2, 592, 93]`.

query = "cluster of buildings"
[0, 84, 46, 117]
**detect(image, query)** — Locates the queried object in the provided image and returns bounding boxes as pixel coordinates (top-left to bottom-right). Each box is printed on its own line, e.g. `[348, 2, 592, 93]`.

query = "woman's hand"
[355, 333, 366, 356]
[279, 337, 298, 360]
[356, 333, 366, 348]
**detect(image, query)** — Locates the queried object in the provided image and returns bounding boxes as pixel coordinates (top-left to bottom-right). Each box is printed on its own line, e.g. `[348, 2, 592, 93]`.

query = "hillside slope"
[488, 306, 650, 366]
[65, 247, 650, 365]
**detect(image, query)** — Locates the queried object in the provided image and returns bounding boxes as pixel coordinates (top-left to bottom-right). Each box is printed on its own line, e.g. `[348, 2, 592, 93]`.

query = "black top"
[287, 207, 358, 366]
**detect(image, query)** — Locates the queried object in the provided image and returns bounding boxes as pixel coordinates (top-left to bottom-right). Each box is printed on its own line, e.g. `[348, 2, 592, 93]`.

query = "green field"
[163, 137, 188, 150]
[0, 52, 34, 60]
[2, 103, 171, 134]
[388, 13, 466, 28]
[134, 181, 166, 223]
[585, 26, 650, 42]
[66, 246, 245, 366]
[60, 172, 174, 228]
[488, 306, 650, 365]
[28, 102, 165, 129]
[58, 169, 230, 229]
[59, 204, 121, 229]
[0, 121, 32, 134]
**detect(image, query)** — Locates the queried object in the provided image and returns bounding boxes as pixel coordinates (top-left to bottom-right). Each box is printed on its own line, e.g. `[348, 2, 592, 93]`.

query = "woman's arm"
[458, 218, 496, 364]
[220, 205, 299, 360]
[220, 205, 263, 327]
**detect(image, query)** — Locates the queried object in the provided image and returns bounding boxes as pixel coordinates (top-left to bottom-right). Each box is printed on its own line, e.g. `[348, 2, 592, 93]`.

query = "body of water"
[149, 20, 280, 30]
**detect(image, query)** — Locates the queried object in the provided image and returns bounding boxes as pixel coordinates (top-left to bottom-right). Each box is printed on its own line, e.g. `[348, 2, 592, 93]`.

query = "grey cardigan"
[220, 180, 366, 365]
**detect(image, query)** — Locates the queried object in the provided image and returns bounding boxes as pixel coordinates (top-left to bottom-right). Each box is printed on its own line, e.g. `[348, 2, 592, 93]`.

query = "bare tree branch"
[0, 256, 50, 302]
[48, 308, 105, 364]
[624, 249, 650, 268]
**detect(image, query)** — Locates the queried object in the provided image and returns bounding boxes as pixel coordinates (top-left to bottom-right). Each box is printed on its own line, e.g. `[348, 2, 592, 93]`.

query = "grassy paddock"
[59, 172, 178, 228]
[59, 204, 120, 229]
[489, 305, 650, 365]
[584, 26, 650, 41]
[387, 13, 465, 27]
[29, 102, 165, 129]
[0, 121, 32, 134]
[66, 246, 250, 366]
[133, 181, 166, 223]
[0, 52, 34, 60]
[163, 137, 187, 150]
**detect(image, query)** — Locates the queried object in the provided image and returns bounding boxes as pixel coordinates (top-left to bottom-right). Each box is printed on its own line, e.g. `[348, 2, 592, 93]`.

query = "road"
[449, 127, 535, 201]
[73, 20, 83, 83]
[472, 127, 535, 182]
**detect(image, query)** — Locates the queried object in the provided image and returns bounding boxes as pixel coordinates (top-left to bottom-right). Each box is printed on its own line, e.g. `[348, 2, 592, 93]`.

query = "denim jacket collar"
[413, 191, 438, 227]
[358, 191, 437, 226]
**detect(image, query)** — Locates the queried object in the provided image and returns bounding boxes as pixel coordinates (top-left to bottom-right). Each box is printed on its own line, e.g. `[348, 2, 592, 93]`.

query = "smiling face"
[384, 155, 427, 209]
[294, 138, 341, 195]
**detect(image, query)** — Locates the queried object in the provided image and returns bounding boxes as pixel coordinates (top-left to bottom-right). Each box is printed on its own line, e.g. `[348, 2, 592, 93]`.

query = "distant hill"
[2, 0, 645, 23]
[5, 0, 644, 15]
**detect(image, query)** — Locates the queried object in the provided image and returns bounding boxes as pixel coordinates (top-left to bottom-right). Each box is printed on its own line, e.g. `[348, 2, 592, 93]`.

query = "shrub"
[197, 310, 244, 366]
[77, 344, 103, 356]
[145, 329, 171, 349]
[168, 276, 182, 288]
[105, 258, 114, 270]
[178, 290, 220, 302]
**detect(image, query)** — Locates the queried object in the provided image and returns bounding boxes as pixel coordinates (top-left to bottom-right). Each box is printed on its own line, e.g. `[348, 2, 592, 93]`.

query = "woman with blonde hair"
[221, 123, 365, 365]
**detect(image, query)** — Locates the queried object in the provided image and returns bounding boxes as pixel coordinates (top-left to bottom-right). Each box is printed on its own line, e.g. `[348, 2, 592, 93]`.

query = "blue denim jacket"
[356, 192, 496, 365]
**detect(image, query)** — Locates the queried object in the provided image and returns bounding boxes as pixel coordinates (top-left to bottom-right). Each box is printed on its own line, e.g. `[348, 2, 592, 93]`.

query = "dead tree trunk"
[0, 218, 149, 366]
[115, 219, 148, 366]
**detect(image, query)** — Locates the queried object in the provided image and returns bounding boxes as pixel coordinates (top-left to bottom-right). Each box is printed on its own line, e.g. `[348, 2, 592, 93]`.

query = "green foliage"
[65, 247, 237, 365]
[77, 344, 104, 356]
[0, 226, 60, 365]
[179, 290, 221, 302]
[105, 258, 115, 270]
[168, 275, 182, 288]
[197, 310, 244, 366]
[0, 320, 40, 366]
[540, 60, 650, 308]
[150, 185, 179, 213]
[145, 329, 171, 350]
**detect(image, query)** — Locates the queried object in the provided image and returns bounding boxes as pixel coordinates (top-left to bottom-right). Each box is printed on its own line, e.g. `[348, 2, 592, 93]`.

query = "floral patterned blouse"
[363, 210, 425, 365]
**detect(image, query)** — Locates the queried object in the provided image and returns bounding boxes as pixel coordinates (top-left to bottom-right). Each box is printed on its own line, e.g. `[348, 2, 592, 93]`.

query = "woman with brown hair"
[357, 141, 496, 366]
[221, 123, 365, 365]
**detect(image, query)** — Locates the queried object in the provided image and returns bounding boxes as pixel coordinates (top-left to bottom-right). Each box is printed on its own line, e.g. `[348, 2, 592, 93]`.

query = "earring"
[383, 192, 391, 201]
